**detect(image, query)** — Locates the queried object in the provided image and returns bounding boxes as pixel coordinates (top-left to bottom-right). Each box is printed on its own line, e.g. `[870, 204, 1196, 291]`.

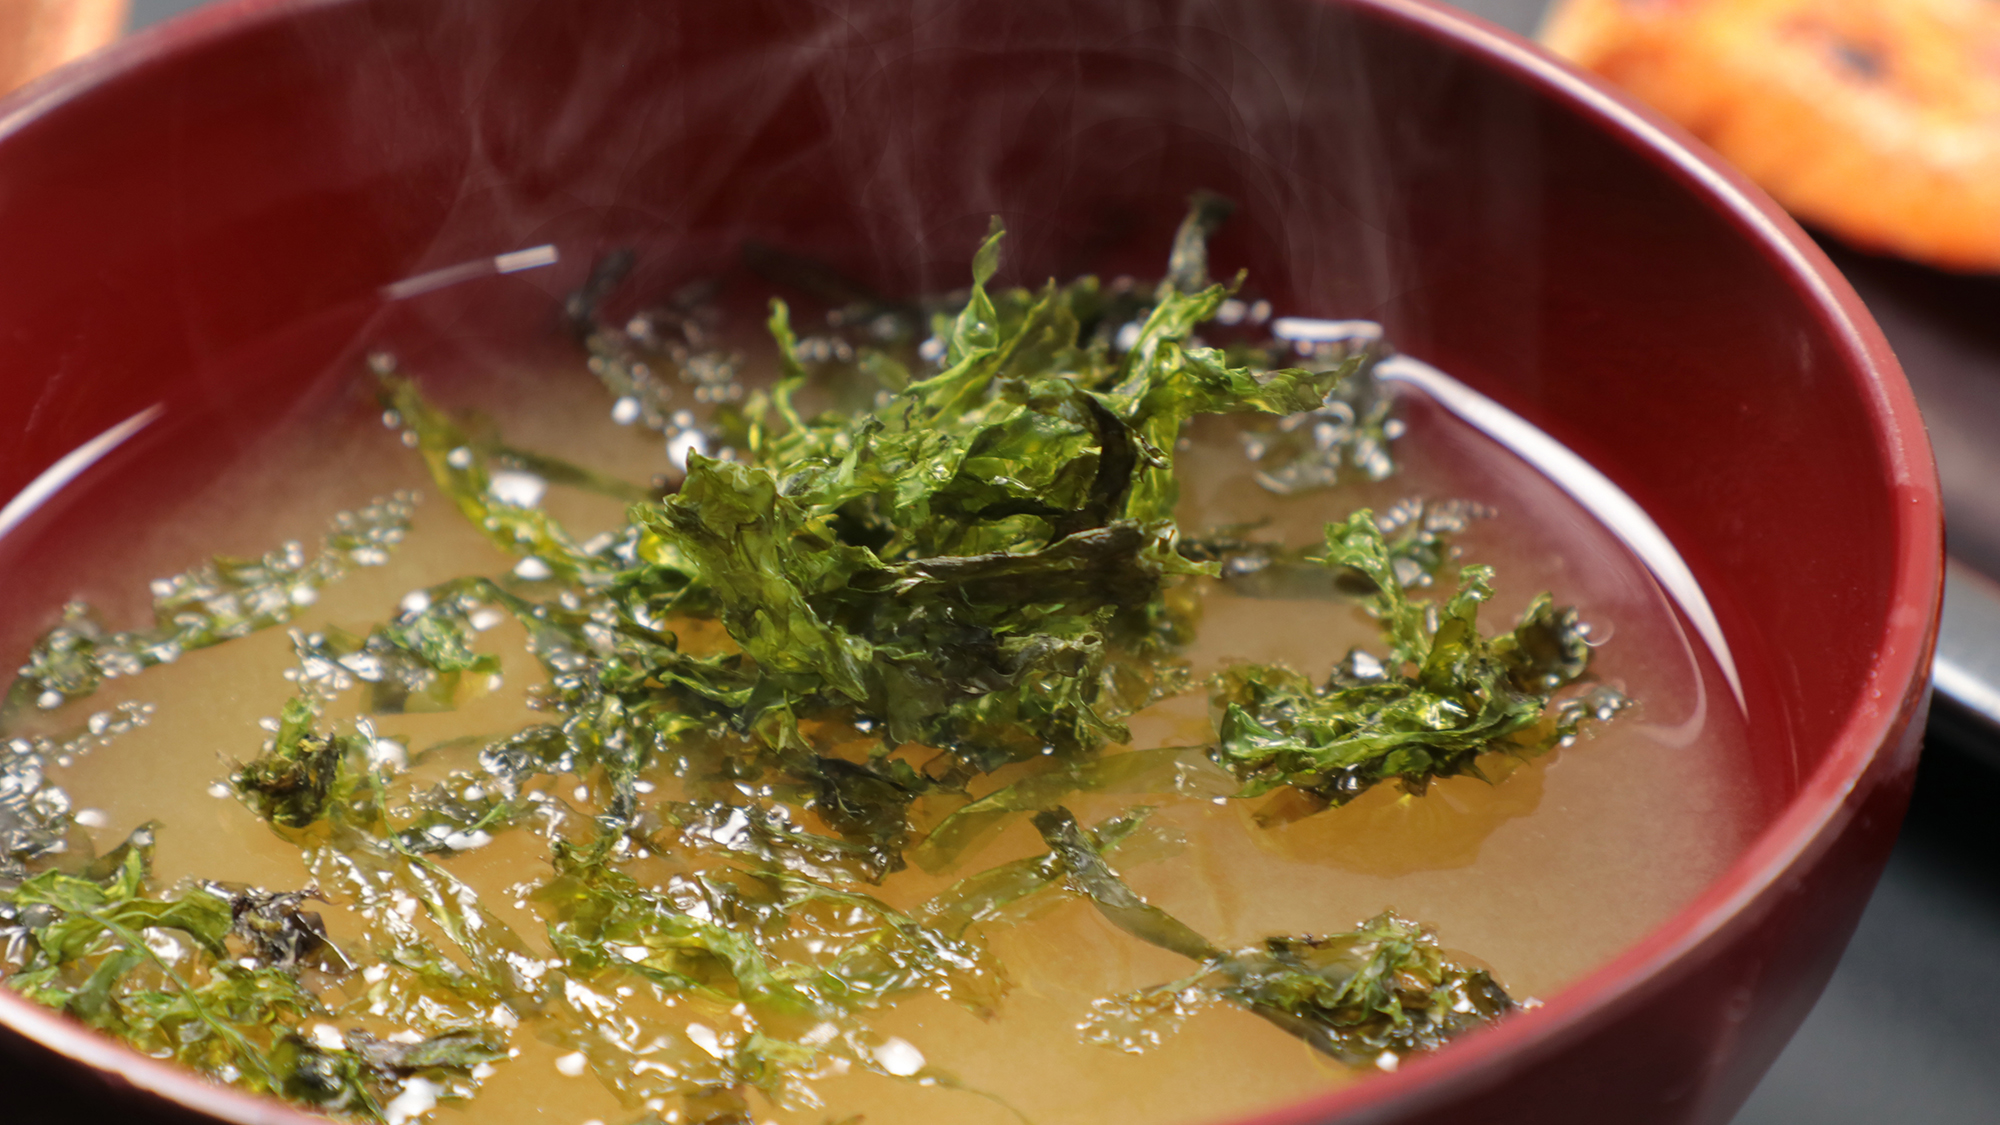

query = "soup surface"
[0, 238, 1756, 1125]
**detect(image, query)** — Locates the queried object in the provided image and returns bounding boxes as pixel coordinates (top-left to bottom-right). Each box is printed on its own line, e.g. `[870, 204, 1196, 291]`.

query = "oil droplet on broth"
[2, 350, 1759, 1125]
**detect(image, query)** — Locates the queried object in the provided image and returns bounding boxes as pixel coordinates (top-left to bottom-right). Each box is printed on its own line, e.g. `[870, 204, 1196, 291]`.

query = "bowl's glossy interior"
[0, 1, 1940, 1124]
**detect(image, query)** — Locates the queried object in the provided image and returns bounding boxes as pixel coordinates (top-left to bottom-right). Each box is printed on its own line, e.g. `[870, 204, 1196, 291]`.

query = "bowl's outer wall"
[0, 1, 1939, 1123]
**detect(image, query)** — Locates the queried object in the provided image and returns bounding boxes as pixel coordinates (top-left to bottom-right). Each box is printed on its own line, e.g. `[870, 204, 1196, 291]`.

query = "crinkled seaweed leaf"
[912, 745, 1225, 873]
[0, 702, 151, 883]
[1187, 498, 1485, 601]
[231, 698, 362, 829]
[3, 494, 415, 719]
[0, 826, 500, 1119]
[1209, 509, 1629, 818]
[1033, 807, 1512, 1066]
[219, 886, 345, 971]
[270, 1027, 507, 1118]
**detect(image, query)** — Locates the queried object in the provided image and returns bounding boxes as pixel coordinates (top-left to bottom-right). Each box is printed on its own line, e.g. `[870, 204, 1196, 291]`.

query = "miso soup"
[0, 213, 1755, 1125]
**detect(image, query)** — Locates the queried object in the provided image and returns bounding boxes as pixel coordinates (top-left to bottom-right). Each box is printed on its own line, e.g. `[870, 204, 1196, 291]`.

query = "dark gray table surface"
[130, 0, 210, 28]
[99, 2, 2000, 1123]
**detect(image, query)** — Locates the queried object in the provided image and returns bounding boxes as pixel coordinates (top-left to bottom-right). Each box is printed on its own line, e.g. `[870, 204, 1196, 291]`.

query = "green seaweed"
[1209, 510, 1629, 816]
[0, 196, 1622, 1123]
[1033, 807, 1512, 1065]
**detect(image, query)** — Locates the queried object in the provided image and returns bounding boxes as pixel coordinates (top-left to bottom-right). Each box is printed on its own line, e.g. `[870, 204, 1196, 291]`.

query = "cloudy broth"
[1, 329, 1757, 1125]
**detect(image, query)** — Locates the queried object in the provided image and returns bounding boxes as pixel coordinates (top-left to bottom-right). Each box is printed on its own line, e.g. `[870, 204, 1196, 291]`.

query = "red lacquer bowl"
[0, 1, 1941, 1123]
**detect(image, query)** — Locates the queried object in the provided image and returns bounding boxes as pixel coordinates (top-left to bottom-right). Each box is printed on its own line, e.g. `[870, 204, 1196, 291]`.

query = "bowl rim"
[0, 1, 1943, 1123]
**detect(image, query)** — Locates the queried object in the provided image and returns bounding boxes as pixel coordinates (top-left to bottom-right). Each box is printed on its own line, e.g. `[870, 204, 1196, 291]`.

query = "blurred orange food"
[1542, 0, 2000, 272]
[0, 0, 127, 96]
